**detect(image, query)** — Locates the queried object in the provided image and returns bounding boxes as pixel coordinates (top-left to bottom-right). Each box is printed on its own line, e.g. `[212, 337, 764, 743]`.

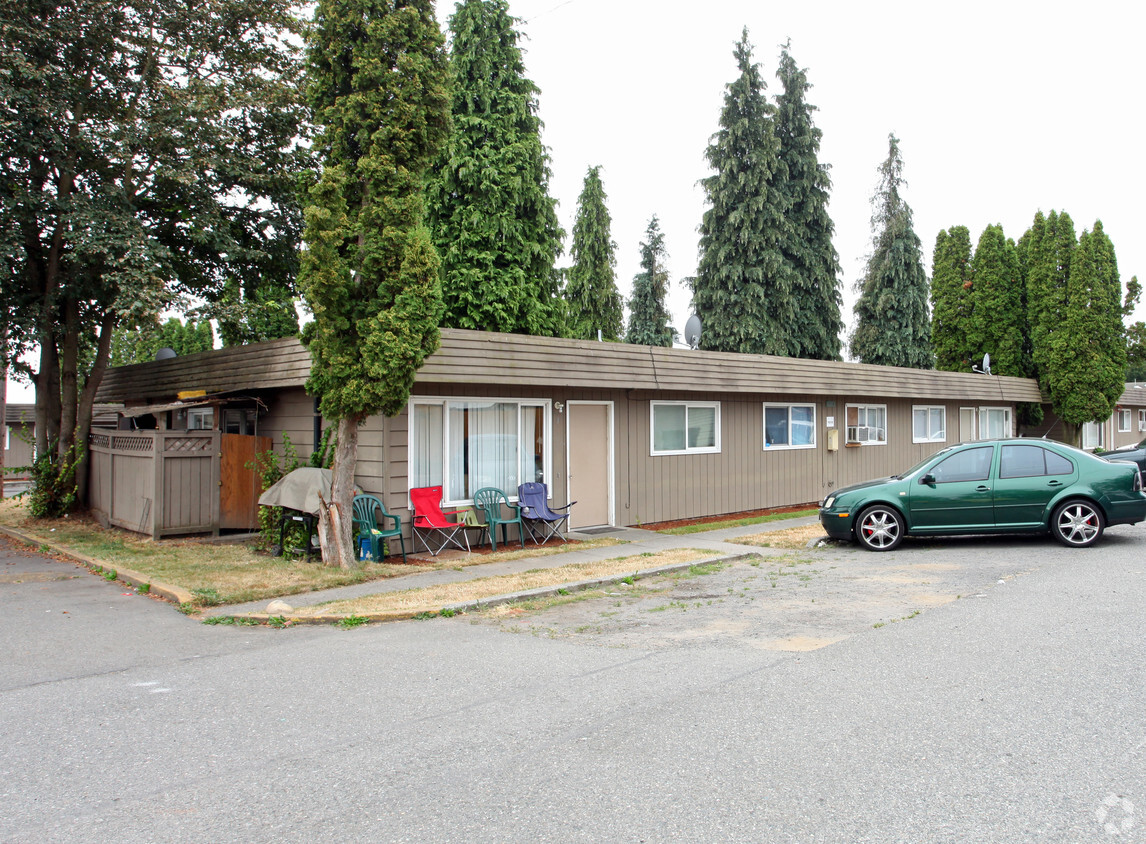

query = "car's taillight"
[1136, 470, 1144, 492]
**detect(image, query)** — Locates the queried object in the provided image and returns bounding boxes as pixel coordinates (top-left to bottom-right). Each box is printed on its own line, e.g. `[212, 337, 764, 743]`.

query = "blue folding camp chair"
[517, 482, 575, 544]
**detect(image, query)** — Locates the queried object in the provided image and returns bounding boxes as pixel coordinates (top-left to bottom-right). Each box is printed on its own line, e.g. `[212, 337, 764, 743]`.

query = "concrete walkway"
[206, 515, 822, 618]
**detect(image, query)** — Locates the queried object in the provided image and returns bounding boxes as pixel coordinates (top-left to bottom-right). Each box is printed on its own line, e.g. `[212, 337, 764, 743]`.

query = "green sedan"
[819, 439, 1146, 551]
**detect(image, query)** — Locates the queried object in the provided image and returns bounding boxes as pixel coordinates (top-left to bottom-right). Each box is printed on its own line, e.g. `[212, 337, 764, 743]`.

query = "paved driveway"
[2, 528, 1144, 842]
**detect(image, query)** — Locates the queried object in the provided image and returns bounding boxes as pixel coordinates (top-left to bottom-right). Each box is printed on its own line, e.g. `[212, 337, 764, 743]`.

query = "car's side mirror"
[919, 473, 936, 485]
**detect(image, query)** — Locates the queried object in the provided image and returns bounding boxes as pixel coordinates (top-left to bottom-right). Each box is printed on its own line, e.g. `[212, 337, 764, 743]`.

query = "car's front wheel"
[855, 505, 905, 551]
[1050, 499, 1105, 548]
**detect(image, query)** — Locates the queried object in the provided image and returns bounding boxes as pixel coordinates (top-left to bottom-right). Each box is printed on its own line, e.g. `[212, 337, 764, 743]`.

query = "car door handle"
[976, 485, 991, 492]
[1047, 480, 1063, 487]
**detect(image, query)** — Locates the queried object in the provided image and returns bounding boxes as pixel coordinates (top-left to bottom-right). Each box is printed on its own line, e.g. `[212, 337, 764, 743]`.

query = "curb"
[206, 551, 761, 626]
[0, 525, 195, 606]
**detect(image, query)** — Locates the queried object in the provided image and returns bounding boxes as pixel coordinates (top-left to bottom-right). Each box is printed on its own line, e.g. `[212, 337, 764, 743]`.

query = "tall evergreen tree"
[1021, 210, 1076, 400]
[691, 29, 792, 355]
[626, 216, 675, 347]
[427, 0, 564, 337]
[565, 166, 623, 340]
[299, 0, 450, 567]
[930, 226, 974, 371]
[968, 225, 1026, 377]
[1044, 221, 1127, 433]
[773, 42, 842, 360]
[849, 134, 932, 369]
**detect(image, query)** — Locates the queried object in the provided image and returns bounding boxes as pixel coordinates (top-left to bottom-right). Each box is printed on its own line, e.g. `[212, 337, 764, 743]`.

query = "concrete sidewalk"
[206, 515, 822, 618]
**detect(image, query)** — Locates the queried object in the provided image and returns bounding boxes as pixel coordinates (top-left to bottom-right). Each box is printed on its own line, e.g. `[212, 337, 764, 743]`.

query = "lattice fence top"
[164, 436, 214, 454]
[89, 433, 111, 449]
[111, 435, 154, 452]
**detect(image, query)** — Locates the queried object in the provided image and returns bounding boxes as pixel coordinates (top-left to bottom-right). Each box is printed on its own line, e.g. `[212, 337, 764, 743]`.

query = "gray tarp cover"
[257, 468, 359, 515]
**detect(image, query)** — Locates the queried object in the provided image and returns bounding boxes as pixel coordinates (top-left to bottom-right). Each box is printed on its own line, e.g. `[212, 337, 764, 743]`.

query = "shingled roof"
[94, 328, 1045, 404]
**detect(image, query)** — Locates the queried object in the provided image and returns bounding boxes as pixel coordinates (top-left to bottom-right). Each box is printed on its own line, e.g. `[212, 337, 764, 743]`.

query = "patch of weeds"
[687, 562, 724, 577]
[267, 615, 288, 628]
[177, 602, 196, 615]
[439, 607, 457, 618]
[647, 604, 669, 613]
[873, 621, 885, 629]
[557, 588, 569, 595]
[38, 544, 51, 555]
[413, 611, 437, 620]
[102, 569, 117, 582]
[335, 615, 369, 629]
[620, 575, 635, 585]
[203, 616, 235, 626]
[137, 582, 151, 594]
[191, 588, 224, 607]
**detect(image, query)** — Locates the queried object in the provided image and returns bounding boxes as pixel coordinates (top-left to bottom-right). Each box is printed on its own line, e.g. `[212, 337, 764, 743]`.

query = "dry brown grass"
[292, 547, 720, 617]
[0, 499, 622, 607]
[737, 522, 832, 549]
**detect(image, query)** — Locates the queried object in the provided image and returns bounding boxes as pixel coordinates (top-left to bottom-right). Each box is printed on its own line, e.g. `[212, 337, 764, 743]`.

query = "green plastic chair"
[472, 487, 527, 551]
[352, 494, 406, 563]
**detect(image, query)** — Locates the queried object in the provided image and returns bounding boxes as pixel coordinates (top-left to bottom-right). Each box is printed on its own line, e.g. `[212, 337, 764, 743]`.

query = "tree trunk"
[75, 310, 116, 507]
[317, 414, 361, 569]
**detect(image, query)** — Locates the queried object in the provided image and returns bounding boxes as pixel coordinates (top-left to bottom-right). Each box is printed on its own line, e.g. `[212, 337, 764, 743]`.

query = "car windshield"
[895, 447, 956, 480]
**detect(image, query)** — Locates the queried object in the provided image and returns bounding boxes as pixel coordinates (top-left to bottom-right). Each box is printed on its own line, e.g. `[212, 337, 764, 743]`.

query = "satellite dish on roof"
[972, 352, 991, 375]
[155, 347, 177, 361]
[684, 314, 702, 350]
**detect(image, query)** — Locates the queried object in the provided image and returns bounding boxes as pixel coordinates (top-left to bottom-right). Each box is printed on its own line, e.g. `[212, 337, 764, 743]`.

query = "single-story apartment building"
[92, 328, 1055, 539]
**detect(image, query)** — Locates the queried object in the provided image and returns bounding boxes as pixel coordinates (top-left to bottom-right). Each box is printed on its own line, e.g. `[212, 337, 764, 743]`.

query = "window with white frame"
[651, 402, 720, 455]
[1117, 409, 1131, 432]
[978, 406, 1012, 439]
[1082, 420, 1105, 451]
[912, 406, 946, 443]
[763, 403, 815, 449]
[845, 404, 886, 445]
[409, 398, 550, 504]
[1140, 409, 1146, 432]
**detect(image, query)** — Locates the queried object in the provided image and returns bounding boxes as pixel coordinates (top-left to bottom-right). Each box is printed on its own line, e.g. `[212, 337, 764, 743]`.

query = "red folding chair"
[410, 486, 471, 555]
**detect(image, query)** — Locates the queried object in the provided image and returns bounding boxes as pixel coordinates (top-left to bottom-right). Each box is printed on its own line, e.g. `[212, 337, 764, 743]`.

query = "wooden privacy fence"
[89, 430, 221, 539]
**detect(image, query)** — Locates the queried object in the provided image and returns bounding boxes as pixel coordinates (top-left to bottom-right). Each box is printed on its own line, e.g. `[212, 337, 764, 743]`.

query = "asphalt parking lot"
[2, 525, 1145, 842]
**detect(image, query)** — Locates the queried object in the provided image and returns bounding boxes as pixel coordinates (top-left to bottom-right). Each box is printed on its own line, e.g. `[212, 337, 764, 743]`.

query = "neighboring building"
[3, 404, 36, 481]
[93, 329, 1044, 539]
[1084, 383, 1146, 452]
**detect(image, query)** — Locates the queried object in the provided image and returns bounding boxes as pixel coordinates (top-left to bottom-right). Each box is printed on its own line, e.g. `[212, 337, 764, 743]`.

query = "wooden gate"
[220, 434, 272, 530]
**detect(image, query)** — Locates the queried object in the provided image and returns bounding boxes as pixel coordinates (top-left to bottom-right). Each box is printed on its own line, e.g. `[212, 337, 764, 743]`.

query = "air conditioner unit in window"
[847, 426, 876, 443]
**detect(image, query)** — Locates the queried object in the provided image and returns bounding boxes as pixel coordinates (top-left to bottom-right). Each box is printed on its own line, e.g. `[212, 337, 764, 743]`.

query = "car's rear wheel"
[1050, 499, 1105, 548]
[855, 505, 905, 551]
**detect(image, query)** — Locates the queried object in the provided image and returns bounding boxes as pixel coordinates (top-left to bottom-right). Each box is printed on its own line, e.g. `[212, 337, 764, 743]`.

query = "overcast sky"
[7, 0, 1143, 404]
[448, 0, 1146, 344]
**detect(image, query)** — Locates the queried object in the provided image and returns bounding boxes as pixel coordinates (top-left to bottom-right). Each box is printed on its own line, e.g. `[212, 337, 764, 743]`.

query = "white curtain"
[448, 401, 517, 500]
[412, 404, 444, 488]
